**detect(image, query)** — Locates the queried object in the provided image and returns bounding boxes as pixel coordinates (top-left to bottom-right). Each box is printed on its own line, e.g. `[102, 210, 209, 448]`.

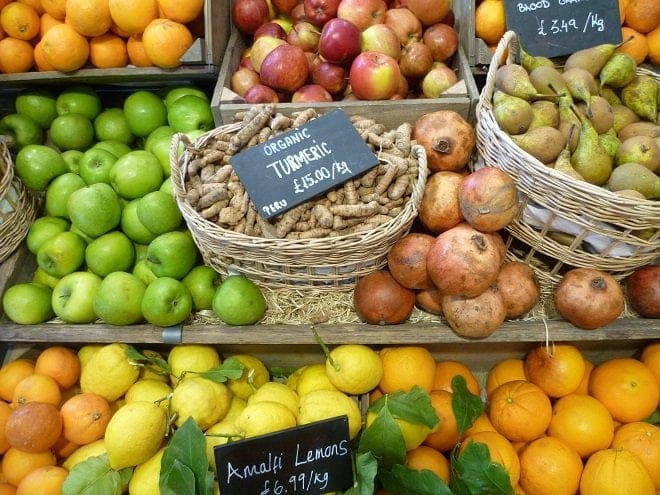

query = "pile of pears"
[491, 38, 659, 200]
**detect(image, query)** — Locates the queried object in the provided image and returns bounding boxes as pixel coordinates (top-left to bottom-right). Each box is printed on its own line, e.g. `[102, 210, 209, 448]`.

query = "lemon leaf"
[451, 375, 485, 437]
[358, 405, 406, 468]
[196, 357, 244, 383]
[379, 464, 453, 495]
[61, 453, 125, 495]
[645, 409, 660, 424]
[125, 345, 171, 375]
[450, 441, 514, 495]
[343, 451, 378, 495]
[368, 386, 439, 429]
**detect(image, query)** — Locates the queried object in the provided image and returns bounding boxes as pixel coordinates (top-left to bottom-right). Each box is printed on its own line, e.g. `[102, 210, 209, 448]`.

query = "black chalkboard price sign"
[229, 108, 379, 220]
[215, 416, 353, 495]
[504, 0, 622, 58]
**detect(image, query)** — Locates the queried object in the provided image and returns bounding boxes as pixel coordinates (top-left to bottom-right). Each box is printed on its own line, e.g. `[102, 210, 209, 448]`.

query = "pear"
[612, 104, 641, 133]
[558, 95, 581, 152]
[621, 74, 658, 122]
[608, 162, 660, 199]
[528, 100, 560, 130]
[529, 65, 570, 97]
[600, 86, 622, 106]
[553, 125, 585, 181]
[617, 121, 660, 141]
[561, 67, 599, 107]
[615, 135, 660, 172]
[510, 126, 566, 164]
[495, 63, 541, 100]
[599, 52, 637, 88]
[599, 128, 621, 158]
[586, 95, 615, 134]
[519, 44, 554, 72]
[492, 90, 534, 135]
[570, 106, 613, 185]
[563, 37, 632, 76]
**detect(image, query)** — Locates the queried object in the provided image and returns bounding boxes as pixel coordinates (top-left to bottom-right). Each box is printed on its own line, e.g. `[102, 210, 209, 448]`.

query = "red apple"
[336, 0, 387, 31]
[384, 8, 423, 46]
[318, 17, 361, 64]
[292, 84, 334, 102]
[440, 9, 454, 26]
[290, 2, 307, 22]
[303, 0, 340, 26]
[311, 60, 348, 94]
[395, 71, 410, 98]
[626, 265, 660, 318]
[398, 41, 433, 80]
[232, 0, 271, 34]
[244, 84, 280, 103]
[405, 0, 452, 26]
[272, 0, 299, 15]
[349, 51, 401, 100]
[422, 22, 459, 62]
[239, 49, 255, 70]
[259, 43, 310, 93]
[420, 61, 457, 98]
[254, 21, 288, 39]
[360, 23, 401, 61]
[249, 35, 287, 73]
[286, 21, 321, 52]
[230, 66, 262, 97]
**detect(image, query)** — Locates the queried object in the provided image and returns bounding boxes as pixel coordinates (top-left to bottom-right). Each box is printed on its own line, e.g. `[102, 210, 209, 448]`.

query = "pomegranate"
[415, 287, 443, 315]
[418, 170, 464, 234]
[387, 232, 435, 290]
[353, 270, 415, 325]
[442, 285, 506, 338]
[496, 261, 540, 319]
[426, 222, 504, 297]
[553, 268, 625, 329]
[626, 265, 660, 318]
[459, 167, 519, 232]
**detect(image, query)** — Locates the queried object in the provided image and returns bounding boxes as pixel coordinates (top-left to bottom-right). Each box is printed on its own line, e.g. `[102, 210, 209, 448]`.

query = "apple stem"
[311, 325, 338, 370]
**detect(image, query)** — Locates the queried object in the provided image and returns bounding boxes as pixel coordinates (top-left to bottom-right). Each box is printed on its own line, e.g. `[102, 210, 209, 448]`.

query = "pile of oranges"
[0, 0, 205, 74]
[475, 0, 660, 66]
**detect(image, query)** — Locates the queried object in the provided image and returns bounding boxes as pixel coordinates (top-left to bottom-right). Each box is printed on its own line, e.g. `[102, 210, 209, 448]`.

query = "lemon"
[125, 379, 172, 409]
[79, 343, 140, 401]
[295, 363, 339, 396]
[105, 400, 167, 470]
[237, 401, 297, 438]
[138, 349, 170, 382]
[326, 344, 383, 395]
[226, 354, 270, 400]
[298, 390, 362, 440]
[248, 381, 299, 417]
[77, 344, 104, 369]
[212, 275, 267, 325]
[170, 376, 232, 430]
[286, 365, 306, 390]
[206, 416, 244, 470]
[365, 411, 434, 451]
[225, 395, 248, 422]
[62, 438, 106, 471]
[167, 344, 221, 385]
[128, 447, 165, 495]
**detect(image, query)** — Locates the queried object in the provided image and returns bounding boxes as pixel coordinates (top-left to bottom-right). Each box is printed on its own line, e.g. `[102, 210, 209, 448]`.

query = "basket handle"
[477, 31, 519, 115]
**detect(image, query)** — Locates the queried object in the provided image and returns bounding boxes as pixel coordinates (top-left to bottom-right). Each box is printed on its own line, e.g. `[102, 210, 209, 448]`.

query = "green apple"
[146, 230, 198, 279]
[132, 259, 158, 285]
[32, 266, 61, 289]
[0, 113, 44, 151]
[141, 277, 193, 327]
[136, 190, 182, 235]
[94, 107, 135, 145]
[134, 243, 148, 262]
[167, 95, 214, 133]
[212, 275, 267, 325]
[120, 199, 157, 245]
[93, 140, 132, 158]
[14, 144, 68, 191]
[109, 150, 164, 199]
[61, 150, 84, 174]
[160, 177, 174, 196]
[85, 230, 135, 277]
[49, 113, 95, 151]
[15, 87, 58, 129]
[93, 271, 146, 325]
[148, 134, 173, 177]
[36, 230, 87, 278]
[123, 90, 168, 138]
[56, 85, 103, 120]
[69, 224, 95, 244]
[144, 125, 174, 152]
[67, 182, 123, 238]
[79, 147, 118, 185]
[2, 282, 54, 324]
[161, 84, 209, 109]
[182, 264, 221, 311]
[26, 216, 69, 255]
[44, 172, 86, 218]
[51, 271, 103, 323]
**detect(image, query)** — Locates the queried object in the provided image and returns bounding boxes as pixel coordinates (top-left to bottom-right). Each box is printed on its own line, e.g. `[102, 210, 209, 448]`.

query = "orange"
[40, 0, 66, 21]
[0, 401, 12, 454]
[157, 0, 204, 23]
[475, 0, 506, 46]
[616, 26, 649, 64]
[4, 402, 62, 454]
[646, 25, 660, 65]
[462, 412, 497, 439]
[546, 393, 614, 458]
[0, 448, 56, 487]
[523, 343, 586, 398]
[423, 390, 458, 452]
[39, 13, 62, 37]
[405, 445, 450, 484]
[589, 357, 660, 423]
[59, 392, 112, 445]
[573, 358, 594, 395]
[89, 32, 127, 68]
[0, 2, 39, 40]
[518, 436, 583, 495]
[142, 18, 193, 69]
[32, 41, 54, 71]
[0, 36, 32, 73]
[488, 380, 552, 443]
[16, 0, 42, 15]
[51, 435, 78, 459]
[640, 342, 660, 398]
[11, 374, 62, 407]
[0, 484, 16, 495]
[485, 358, 527, 398]
[40, 23, 89, 72]
[579, 447, 655, 495]
[378, 346, 436, 394]
[108, 0, 158, 34]
[619, 0, 629, 24]
[0, 359, 35, 402]
[432, 359, 480, 396]
[65, 0, 112, 37]
[34, 346, 81, 391]
[460, 430, 521, 486]
[15, 465, 68, 495]
[610, 421, 660, 489]
[126, 34, 153, 67]
[624, 0, 660, 34]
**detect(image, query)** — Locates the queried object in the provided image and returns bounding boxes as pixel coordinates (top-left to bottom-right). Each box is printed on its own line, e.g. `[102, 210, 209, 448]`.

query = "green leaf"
[379, 464, 453, 495]
[451, 375, 484, 437]
[342, 451, 378, 495]
[450, 441, 515, 495]
[645, 409, 660, 425]
[62, 454, 124, 495]
[196, 357, 244, 383]
[358, 405, 406, 468]
[124, 345, 171, 376]
[369, 386, 439, 429]
[160, 459, 197, 495]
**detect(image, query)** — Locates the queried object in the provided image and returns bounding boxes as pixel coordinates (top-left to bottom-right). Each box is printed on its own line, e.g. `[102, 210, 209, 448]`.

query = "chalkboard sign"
[229, 108, 379, 220]
[215, 416, 353, 495]
[504, 0, 622, 58]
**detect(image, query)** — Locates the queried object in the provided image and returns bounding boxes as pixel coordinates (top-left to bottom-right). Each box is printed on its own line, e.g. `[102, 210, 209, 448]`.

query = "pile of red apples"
[230, 0, 459, 103]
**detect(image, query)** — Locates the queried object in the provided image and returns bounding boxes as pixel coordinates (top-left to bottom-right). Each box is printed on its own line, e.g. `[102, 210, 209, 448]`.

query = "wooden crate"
[453, 0, 493, 69]
[210, 28, 480, 129]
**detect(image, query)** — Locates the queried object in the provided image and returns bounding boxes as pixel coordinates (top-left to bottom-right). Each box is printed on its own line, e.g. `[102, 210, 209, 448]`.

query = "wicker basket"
[476, 31, 659, 289]
[0, 137, 37, 264]
[170, 116, 428, 291]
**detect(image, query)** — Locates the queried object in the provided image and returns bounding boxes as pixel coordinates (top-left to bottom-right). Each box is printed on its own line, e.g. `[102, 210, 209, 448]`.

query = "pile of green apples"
[0, 84, 265, 328]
